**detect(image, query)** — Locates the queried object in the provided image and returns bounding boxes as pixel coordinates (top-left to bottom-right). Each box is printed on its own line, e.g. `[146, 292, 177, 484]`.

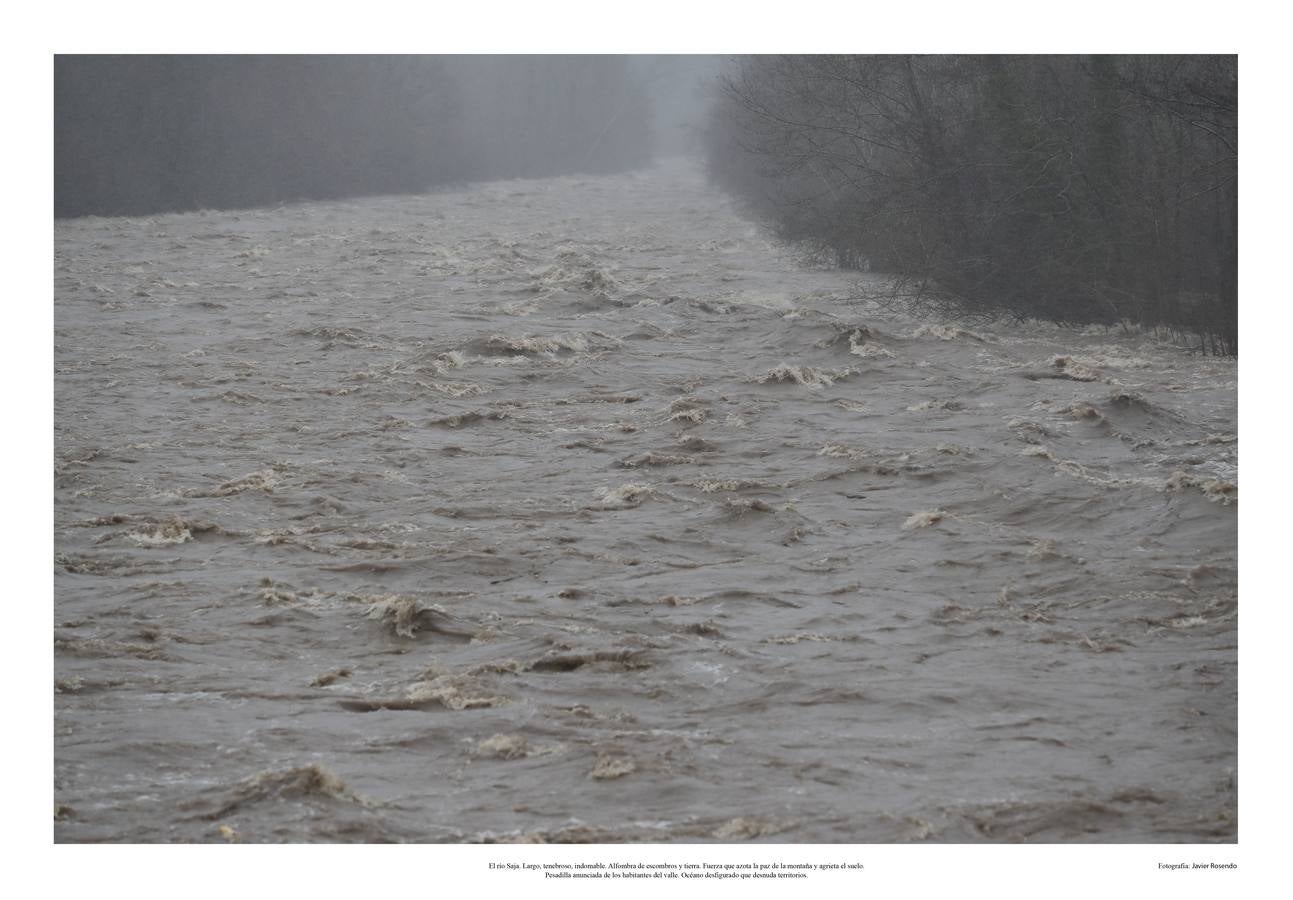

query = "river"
[54, 158, 1237, 843]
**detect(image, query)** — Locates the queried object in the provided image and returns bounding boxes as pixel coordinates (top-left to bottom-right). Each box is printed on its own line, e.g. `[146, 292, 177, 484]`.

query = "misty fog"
[54, 55, 1236, 846]
[55, 55, 722, 217]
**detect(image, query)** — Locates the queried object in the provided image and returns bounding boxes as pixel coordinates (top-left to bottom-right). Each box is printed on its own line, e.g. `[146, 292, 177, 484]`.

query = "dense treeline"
[705, 56, 1237, 354]
[55, 55, 653, 218]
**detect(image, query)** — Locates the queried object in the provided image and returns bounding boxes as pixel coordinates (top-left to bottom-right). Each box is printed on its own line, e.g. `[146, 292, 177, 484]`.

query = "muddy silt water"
[54, 159, 1237, 843]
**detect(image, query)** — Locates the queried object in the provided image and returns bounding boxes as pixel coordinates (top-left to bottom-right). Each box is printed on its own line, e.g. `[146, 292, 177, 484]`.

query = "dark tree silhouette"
[55, 55, 655, 218]
[705, 55, 1237, 354]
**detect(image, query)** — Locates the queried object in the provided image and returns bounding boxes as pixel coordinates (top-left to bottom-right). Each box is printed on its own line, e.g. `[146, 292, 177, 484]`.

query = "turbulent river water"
[54, 158, 1237, 843]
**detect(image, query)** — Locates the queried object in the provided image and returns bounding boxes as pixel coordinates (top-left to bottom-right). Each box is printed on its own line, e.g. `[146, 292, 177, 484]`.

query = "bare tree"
[705, 55, 1237, 354]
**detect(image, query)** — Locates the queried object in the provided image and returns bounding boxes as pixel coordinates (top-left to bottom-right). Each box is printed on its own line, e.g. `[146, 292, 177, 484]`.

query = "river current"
[54, 159, 1237, 843]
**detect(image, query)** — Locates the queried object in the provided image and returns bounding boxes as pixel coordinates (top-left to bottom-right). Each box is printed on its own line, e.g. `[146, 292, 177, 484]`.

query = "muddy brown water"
[54, 159, 1236, 843]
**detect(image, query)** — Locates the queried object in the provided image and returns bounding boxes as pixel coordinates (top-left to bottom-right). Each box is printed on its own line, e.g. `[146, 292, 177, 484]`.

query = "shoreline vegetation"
[55, 55, 1237, 355]
[704, 56, 1237, 355]
[55, 56, 653, 218]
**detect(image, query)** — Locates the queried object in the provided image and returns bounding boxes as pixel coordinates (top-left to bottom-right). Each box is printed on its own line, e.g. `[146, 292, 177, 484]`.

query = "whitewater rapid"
[54, 159, 1236, 842]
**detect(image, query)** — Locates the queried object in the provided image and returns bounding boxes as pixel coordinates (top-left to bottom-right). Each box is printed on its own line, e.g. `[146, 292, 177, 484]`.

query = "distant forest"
[55, 55, 654, 218]
[56, 55, 1238, 353]
[704, 56, 1237, 354]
